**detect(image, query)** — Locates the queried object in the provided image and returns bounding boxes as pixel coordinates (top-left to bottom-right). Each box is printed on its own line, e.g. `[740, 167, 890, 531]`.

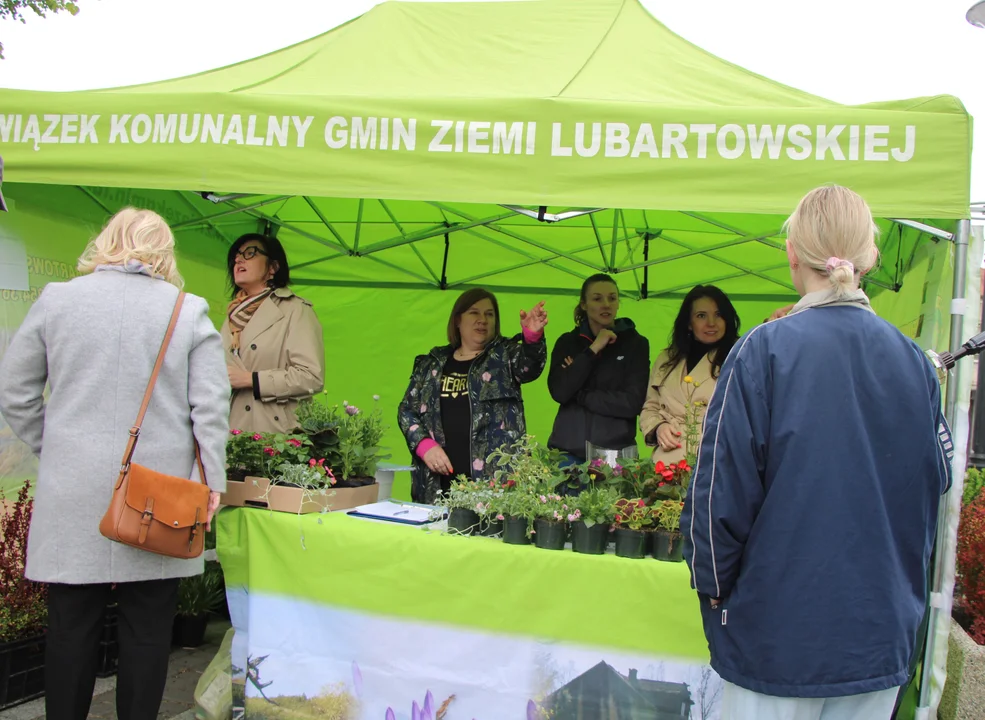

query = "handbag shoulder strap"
[118, 293, 208, 486]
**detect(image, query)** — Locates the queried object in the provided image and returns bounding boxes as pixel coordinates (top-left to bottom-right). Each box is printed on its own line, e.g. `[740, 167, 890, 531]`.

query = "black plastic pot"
[571, 521, 610, 555]
[448, 508, 481, 535]
[503, 516, 531, 545]
[534, 519, 567, 551]
[614, 528, 647, 559]
[172, 614, 210, 648]
[0, 635, 45, 710]
[479, 517, 504, 537]
[652, 529, 684, 562]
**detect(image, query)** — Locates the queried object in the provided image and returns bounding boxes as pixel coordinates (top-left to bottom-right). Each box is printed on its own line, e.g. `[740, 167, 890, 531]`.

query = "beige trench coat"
[220, 288, 325, 434]
[639, 351, 719, 464]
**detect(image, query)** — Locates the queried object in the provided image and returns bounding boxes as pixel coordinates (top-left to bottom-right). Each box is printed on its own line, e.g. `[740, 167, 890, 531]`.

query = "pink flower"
[482, 372, 492, 382]
[431, 369, 438, 377]
[287, 438, 302, 448]
[567, 512, 579, 522]
[420, 404, 427, 413]
[472, 459, 484, 471]
[409, 424, 419, 432]
[539, 495, 547, 503]
[345, 405, 360, 416]
[475, 502, 486, 512]
[497, 514, 505, 521]
[252, 433, 262, 441]
[309, 459, 317, 467]
[230, 429, 242, 436]
[553, 510, 562, 520]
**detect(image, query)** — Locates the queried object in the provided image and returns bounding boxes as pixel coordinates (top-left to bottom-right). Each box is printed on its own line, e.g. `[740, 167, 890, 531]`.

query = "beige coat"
[639, 351, 718, 464]
[221, 288, 325, 434]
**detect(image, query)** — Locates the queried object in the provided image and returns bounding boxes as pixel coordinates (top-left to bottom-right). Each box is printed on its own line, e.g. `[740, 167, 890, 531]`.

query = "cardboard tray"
[221, 476, 379, 515]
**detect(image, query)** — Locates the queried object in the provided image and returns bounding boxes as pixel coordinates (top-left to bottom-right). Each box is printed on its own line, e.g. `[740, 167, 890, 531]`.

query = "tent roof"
[125, 0, 829, 108]
[0, 0, 971, 218]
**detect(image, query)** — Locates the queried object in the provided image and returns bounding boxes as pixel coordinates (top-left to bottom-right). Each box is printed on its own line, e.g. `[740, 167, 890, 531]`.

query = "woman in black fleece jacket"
[547, 274, 650, 465]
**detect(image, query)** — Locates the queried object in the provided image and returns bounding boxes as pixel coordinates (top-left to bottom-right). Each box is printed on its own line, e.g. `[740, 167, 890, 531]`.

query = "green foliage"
[653, 499, 685, 532]
[295, 396, 390, 480]
[272, 462, 333, 491]
[572, 485, 620, 527]
[226, 431, 311, 478]
[965, 466, 985, 507]
[0, 1, 81, 59]
[176, 563, 225, 617]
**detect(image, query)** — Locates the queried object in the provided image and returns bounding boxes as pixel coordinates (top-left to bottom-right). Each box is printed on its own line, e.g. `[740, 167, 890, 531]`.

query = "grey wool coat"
[0, 270, 231, 584]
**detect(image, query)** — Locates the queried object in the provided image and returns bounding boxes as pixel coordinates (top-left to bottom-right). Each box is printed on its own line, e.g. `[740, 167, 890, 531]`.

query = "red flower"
[636, 499, 645, 508]
[658, 481, 666, 487]
[263, 447, 280, 457]
[252, 433, 262, 441]
[287, 438, 302, 448]
[655, 461, 666, 472]
[505, 480, 516, 488]
[661, 470, 674, 480]
[309, 459, 317, 467]
[615, 514, 623, 523]
[230, 429, 242, 436]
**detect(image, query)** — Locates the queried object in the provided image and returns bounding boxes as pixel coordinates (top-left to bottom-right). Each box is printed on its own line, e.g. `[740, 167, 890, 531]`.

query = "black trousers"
[45, 578, 179, 720]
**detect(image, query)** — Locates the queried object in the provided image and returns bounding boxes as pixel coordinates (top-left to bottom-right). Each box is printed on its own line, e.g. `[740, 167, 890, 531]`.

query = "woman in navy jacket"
[682, 186, 952, 719]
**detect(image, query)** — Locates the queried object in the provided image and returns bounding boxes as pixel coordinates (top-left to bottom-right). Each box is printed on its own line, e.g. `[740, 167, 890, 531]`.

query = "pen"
[394, 510, 409, 516]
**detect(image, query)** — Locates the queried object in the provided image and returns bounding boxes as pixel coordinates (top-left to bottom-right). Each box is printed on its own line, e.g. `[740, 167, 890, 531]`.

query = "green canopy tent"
[0, 0, 976, 716]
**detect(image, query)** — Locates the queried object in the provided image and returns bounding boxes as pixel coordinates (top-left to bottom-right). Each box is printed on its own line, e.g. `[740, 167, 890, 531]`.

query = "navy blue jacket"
[681, 291, 952, 698]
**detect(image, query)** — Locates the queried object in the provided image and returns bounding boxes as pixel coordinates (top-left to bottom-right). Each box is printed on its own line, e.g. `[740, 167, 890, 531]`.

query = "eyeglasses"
[234, 246, 268, 261]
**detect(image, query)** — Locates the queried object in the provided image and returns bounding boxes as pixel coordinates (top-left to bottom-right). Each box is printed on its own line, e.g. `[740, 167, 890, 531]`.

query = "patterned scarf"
[227, 288, 273, 353]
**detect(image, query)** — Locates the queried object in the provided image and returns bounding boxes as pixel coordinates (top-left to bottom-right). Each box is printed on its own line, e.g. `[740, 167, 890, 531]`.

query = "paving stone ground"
[0, 618, 230, 720]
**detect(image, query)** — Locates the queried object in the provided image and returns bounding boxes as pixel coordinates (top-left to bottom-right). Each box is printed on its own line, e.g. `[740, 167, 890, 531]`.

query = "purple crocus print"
[424, 691, 434, 717]
[351, 661, 363, 698]
[527, 699, 539, 720]
[386, 710, 396, 720]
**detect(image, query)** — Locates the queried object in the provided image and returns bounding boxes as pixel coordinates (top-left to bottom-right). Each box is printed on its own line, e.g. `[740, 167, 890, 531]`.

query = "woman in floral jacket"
[398, 288, 548, 504]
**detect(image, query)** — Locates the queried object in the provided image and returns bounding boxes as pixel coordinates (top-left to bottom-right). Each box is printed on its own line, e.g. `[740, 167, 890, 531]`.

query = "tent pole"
[918, 218, 970, 713]
[609, 210, 620, 271]
[642, 234, 650, 299]
[440, 231, 450, 290]
[353, 199, 364, 254]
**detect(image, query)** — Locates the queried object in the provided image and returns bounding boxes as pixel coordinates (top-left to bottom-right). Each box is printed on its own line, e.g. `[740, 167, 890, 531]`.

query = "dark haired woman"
[397, 288, 548, 504]
[640, 285, 740, 464]
[547, 274, 650, 466]
[221, 233, 325, 434]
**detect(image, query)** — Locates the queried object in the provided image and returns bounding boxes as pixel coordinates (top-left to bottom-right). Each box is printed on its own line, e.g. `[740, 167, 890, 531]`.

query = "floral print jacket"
[397, 333, 547, 504]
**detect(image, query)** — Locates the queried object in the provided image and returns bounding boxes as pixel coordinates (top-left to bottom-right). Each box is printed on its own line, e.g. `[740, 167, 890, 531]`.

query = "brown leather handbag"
[99, 292, 210, 559]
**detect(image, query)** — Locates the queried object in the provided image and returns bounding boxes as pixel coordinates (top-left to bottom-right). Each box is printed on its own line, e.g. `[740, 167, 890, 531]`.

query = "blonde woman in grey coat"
[0, 208, 230, 720]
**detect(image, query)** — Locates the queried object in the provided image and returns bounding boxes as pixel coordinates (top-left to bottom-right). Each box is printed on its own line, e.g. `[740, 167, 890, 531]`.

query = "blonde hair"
[783, 185, 879, 297]
[77, 208, 183, 288]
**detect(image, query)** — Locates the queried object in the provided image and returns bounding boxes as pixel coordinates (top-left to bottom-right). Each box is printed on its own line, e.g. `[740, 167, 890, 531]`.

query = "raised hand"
[519, 301, 548, 334]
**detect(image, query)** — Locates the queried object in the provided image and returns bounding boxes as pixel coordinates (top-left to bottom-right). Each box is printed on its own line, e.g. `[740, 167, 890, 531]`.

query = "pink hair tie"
[825, 256, 855, 275]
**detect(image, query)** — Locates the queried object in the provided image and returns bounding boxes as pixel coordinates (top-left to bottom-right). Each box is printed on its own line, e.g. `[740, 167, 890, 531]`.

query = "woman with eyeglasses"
[221, 233, 325, 434]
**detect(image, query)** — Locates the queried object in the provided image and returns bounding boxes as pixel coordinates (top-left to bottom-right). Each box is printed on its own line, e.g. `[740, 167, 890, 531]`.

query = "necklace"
[455, 347, 482, 361]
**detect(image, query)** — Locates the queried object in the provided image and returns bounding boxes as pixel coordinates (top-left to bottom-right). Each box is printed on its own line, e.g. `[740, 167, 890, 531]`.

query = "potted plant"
[493, 487, 536, 545]
[570, 485, 619, 555]
[652, 500, 686, 562]
[225, 430, 312, 481]
[173, 563, 225, 648]
[611, 498, 653, 559]
[531, 494, 569, 551]
[438, 479, 485, 535]
[484, 436, 568, 546]
[296, 396, 390, 487]
[0, 480, 47, 710]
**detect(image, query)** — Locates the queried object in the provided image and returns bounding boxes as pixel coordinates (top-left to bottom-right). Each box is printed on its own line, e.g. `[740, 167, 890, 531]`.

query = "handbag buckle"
[129, 427, 140, 437]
